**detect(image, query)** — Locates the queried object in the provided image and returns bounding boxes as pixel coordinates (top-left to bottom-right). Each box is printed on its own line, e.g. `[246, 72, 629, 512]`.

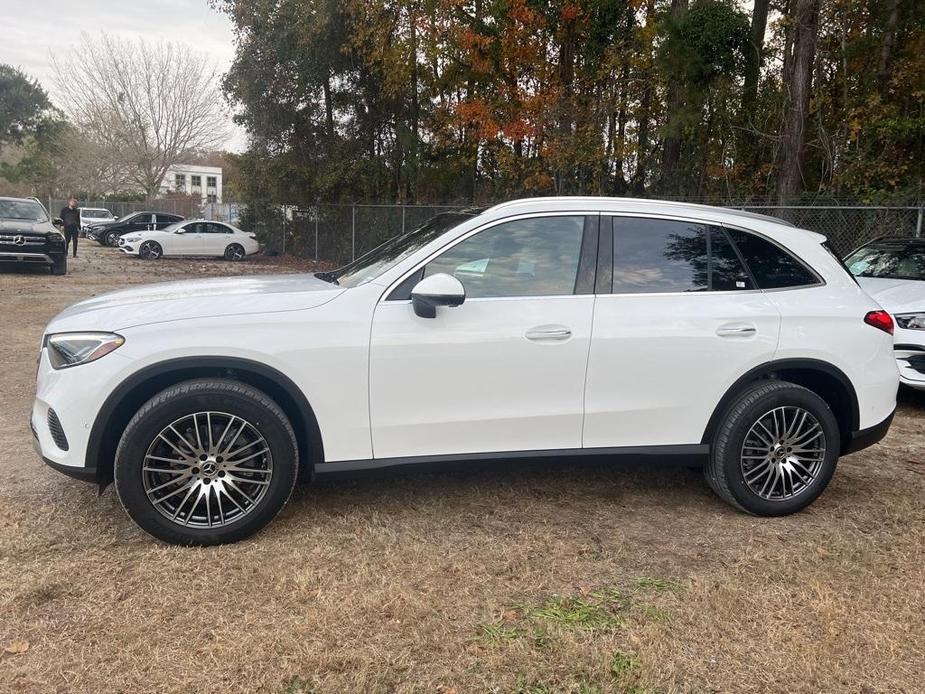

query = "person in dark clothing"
[59, 196, 80, 258]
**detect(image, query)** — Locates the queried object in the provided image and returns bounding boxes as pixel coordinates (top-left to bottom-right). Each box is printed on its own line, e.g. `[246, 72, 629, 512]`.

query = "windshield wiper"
[314, 271, 339, 285]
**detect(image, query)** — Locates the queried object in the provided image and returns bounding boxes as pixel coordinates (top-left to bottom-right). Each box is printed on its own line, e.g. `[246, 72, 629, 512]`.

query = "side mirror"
[411, 273, 465, 319]
[52, 217, 64, 226]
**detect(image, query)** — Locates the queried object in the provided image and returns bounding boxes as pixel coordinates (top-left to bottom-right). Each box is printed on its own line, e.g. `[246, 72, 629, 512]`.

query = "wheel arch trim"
[700, 358, 860, 451]
[86, 356, 324, 482]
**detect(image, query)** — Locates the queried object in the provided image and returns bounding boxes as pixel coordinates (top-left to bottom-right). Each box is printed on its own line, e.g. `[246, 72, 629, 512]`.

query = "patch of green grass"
[634, 577, 685, 594]
[512, 676, 553, 694]
[281, 676, 316, 694]
[478, 621, 525, 644]
[609, 649, 640, 679]
[530, 627, 551, 649]
[523, 589, 628, 630]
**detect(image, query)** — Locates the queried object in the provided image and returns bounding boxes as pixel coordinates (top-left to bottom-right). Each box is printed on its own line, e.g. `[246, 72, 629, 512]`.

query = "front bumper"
[893, 329, 925, 389]
[0, 251, 56, 266]
[32, 346, 135, 482]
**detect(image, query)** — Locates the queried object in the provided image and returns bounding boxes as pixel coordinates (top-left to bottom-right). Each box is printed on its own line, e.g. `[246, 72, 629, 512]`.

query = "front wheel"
[114, 379, 299, 545]
[705, 381, 840, 516]
[139, 241, 162, 260]
[224, 243, 245, 261]
[51, 255, 67, 275]
[105, 230, 121, 247]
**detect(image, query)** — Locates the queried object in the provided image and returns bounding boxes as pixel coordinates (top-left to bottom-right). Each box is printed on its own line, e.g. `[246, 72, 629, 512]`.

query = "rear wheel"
[705, 381, 840, 516]
[224, 243, 245, 261]
[139, 241, 162, 260]
[114, 379, 299, 545]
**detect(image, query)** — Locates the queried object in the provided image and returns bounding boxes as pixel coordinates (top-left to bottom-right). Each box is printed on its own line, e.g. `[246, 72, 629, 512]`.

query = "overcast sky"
[0, 0, 247, 151]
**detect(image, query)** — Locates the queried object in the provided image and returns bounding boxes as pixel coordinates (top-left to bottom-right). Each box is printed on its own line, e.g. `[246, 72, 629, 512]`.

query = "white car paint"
[34, 197, 898, 481]
[118, 219, 259, 259]
[856, 276, 925, 390]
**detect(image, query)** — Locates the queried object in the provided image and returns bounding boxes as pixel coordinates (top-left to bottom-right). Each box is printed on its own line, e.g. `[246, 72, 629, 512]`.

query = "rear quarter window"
[725, 229, 820, 289]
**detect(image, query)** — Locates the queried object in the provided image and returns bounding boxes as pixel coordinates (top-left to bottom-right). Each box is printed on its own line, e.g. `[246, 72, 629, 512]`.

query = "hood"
[87, 219, 119, 229]
[47, 274, 345, 332]
[856, 276, 925, 314]
[0, 219, 57, 236]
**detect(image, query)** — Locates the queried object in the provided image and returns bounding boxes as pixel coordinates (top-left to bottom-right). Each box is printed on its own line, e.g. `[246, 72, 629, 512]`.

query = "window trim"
[599, 212, 823, 296]
[381, 211, 600, 303]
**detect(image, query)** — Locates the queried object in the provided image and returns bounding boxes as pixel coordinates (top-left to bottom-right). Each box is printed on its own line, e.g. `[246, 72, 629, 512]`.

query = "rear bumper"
[844, 409, 895, 455]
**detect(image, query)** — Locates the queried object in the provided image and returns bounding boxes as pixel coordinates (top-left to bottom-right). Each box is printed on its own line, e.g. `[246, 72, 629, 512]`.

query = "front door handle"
[525, 325, 572, 341]
[716, 324, 757, 337]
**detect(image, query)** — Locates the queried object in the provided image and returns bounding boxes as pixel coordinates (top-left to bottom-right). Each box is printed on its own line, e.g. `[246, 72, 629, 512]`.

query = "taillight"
[864, 310, 894, 335]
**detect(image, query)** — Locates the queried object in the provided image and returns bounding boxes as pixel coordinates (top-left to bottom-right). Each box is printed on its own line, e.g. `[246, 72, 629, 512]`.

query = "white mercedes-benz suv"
[32, 198, 899, 545]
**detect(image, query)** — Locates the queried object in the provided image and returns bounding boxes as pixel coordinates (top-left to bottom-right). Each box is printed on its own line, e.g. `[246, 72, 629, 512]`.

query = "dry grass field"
[1, 245, 923, 693]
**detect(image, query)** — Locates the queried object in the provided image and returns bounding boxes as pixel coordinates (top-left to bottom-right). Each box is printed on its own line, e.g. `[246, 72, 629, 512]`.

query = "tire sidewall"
[225, 244, 244, 261]
[115, 383, 298, 545]
[141, 241, 161, 260]
[715, 385, 840, 516]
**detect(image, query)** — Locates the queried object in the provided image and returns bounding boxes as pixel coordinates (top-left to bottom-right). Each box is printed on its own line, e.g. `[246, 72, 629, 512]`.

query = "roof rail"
[486, 196, 796, 227]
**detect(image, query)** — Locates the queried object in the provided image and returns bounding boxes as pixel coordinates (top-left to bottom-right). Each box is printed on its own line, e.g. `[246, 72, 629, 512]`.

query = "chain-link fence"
[47, 198, 242, 223]
[53, 197, 924, 263]
[736, 205, 923, 255]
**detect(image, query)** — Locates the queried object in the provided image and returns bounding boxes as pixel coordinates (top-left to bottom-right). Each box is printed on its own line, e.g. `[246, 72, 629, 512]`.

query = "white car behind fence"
[119, 219, 259, 260]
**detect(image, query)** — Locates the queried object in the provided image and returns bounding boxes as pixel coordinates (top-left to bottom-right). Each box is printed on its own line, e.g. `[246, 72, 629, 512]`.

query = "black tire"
[105, 230, 121, 247]
[224, 243, 245, 261]
[51, 255, 67, 275]
[114, 379, 299, 545]
[139, 241, 162, 260]
[705, 381, 840, 516]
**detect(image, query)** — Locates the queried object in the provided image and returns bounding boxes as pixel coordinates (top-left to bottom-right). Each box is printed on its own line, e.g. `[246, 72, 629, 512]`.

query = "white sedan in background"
[119, 219, 259, 261]
[846, 237, 925, 390]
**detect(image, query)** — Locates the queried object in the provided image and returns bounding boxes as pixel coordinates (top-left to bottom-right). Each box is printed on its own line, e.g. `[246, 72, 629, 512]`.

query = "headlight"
[44, 332, 125, 369]
[895, 313, 925, 330]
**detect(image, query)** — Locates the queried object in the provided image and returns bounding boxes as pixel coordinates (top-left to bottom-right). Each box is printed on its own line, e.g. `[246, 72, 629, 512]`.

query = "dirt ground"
[1, 245, 923, 693]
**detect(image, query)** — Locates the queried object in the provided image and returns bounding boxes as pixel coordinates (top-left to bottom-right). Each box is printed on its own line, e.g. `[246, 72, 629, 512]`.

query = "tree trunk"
[407, 3, 419, 202]
[741, 0, 770, 116]
[659, 0, 688, 196]
[322, 74, 334, 140]
[777, 0, 819, 204]
[632, 0, 656, 196]
[877, 0, 901, 94]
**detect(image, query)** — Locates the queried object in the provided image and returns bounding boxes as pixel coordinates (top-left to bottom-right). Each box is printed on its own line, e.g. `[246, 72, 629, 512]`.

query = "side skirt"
[315, 444, 710, 475]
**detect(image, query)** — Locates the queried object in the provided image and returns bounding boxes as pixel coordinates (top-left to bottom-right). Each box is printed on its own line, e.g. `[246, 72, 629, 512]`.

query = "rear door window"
[610, 218, 753, 293]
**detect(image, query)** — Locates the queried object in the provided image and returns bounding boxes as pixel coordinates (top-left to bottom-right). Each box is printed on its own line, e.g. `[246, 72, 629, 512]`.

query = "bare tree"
[57, 125, 133, 198]
[52, 33, 228, 199]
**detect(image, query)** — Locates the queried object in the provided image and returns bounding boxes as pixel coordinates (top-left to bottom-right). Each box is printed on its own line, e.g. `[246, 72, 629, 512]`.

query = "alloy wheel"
[740, 406, 826, 501]
[142, 412, 273, 528]
[140, 241, 162, 259]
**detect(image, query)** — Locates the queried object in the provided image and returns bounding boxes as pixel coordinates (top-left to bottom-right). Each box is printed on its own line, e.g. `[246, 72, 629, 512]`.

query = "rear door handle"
[525, 325, 572, 341]
[716, 324, 757, 337]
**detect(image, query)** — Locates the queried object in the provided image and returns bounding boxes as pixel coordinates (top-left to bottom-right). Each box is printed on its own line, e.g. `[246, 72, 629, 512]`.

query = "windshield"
[83, 209, 112, 218]
[846, 243, 925, 281]
[332, 212, 475, 288]
[0, 199, 48, 222]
